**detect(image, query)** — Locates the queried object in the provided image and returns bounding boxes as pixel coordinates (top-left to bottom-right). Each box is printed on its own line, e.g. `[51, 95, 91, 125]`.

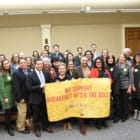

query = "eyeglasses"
[19, 62, 26, 64]
[96, 61, 102, 63]
[14, 55, 18, 58]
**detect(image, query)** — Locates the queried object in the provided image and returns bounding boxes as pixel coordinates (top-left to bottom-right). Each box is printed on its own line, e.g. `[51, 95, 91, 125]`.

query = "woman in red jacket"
[90, 56, 112, 129]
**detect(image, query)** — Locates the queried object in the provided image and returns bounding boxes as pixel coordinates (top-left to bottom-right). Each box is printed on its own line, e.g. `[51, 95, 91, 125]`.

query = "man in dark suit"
[26, 58, 53, 137]
[13, 57, 30, 134]
[72, 56, 91, 135]
[73, 47, 83, 67]
[91, 43, 100, 60]
[51, 44, 64, 62]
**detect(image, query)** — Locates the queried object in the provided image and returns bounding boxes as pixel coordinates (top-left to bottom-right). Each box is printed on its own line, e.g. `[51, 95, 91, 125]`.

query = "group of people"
[0, 43, 139, 137]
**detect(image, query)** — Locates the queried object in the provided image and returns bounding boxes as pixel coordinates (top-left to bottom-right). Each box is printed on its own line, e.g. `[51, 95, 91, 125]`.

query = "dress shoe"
[80, 126, 86, 135]
[18, 130, 30, 134]
[121, 117, 127, 122]
[133, 109, 138, 120]
[113, 117, 120, 123]
[95, 124, 102, 129]
[137, 111, 140, 121]
[101, 120, 108, 128]
[8, 129, 15, 136]
[95, 120, 102, 129]
[35, 130, 41, 137]
[43, 127, 53, 133]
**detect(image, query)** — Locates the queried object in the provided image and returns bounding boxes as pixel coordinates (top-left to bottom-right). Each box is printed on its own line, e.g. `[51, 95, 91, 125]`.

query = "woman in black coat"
[132, 52, 140, 120]
[106, 55, 121, 123]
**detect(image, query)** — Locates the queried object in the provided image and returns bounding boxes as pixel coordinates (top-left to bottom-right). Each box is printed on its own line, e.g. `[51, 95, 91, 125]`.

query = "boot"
[133, 109, 138, 120]
[79, 119, 86, 135]
[63, 123, 67, 130]
[67, 122, 72, 130]
[80, 125, 86, 135]
[8, 128, 15, 136]
[95, 119, 102, 129]
[137, 111, 140, 121]
[101, 120, 108, 128]
[113, 117, 120, 123]
[5, 120, 15, 136]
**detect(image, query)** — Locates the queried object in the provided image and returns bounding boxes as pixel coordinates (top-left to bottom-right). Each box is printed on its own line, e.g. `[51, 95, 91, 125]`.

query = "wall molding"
[40, 24, 51, 50]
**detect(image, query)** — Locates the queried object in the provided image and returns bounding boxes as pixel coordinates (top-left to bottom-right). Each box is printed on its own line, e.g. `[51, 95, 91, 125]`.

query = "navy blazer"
[26, 70, 50, 105]
[51, 52, 64, 62]
[13, 68, 31, 102]
[73, 55, 81, 67]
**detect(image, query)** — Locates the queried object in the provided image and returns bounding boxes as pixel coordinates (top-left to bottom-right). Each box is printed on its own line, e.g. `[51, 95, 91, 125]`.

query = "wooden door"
[125, 28, 140, 56]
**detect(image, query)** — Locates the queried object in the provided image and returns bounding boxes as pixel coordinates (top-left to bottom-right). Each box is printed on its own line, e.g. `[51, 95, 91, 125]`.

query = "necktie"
[39, 71, 45, 93]
[23, 69, 28, 75]
[39, 71, 45, 84]
[79, 55, 82, 60]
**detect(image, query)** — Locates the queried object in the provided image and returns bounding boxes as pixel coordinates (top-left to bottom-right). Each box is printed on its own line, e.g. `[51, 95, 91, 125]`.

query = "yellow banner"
[45, 78, 111, 122]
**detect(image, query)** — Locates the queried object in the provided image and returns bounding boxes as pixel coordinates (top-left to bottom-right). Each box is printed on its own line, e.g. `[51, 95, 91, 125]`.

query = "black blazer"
[73, 55, 81, 67]
[51, 52, 64, 62]
[111, 65, 120, 96]
[26, 70, 50, 105]
[13, 68, 30, 102]
[87, 60, 94, 69]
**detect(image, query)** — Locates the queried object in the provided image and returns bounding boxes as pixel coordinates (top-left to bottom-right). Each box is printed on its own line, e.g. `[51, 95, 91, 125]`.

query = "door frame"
[122, 24, 140, 51]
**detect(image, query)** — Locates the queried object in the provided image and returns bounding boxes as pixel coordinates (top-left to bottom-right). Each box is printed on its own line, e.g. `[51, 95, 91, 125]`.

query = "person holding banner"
[72, 56, 91, 135]
[26, 59, 53, 137]
[55, 62, 72, 130]
[90, 56, 112, 129]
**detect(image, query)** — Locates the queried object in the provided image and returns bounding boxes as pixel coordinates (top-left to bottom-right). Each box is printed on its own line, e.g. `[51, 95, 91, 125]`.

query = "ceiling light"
[85, 6, 91, 11]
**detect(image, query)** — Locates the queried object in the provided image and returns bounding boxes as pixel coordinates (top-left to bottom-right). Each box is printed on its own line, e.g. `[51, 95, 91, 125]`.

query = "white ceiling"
[0, 0, 140, 14]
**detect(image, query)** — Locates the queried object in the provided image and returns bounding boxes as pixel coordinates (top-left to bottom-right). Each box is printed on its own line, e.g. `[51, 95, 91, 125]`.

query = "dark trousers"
[31, 104, 41, 131]
[31, 95, 49, 131]
[63, 118, 71, 123]
[113, 94, 121, 118]
[5, 108, 13, 130]
[95, 118, 106, 126]
[79, 118, 85, 127]
[26, 102, 32, 119]
[119, 89, 129, 118]
[110, 95, 114, 119]
[41, 94, 50, 129]
[133, 97, 140, 110]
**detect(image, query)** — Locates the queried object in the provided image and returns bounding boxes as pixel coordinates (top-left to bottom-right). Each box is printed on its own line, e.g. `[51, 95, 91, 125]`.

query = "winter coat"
[0, 71, 15, 109]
